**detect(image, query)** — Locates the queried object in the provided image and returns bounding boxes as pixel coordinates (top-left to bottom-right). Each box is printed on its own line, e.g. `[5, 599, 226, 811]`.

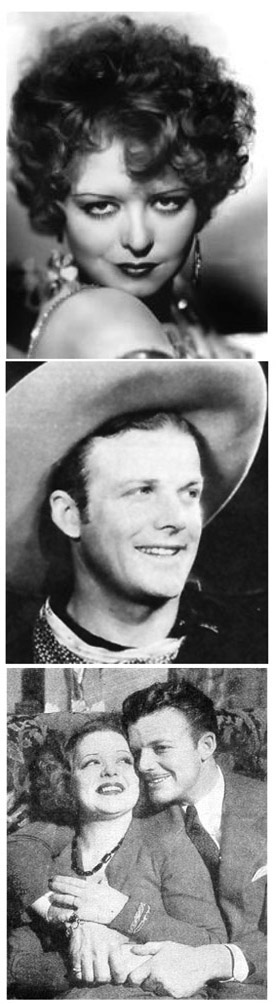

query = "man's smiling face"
[77, 424, 203, 605]
[128, 707, 204, 805]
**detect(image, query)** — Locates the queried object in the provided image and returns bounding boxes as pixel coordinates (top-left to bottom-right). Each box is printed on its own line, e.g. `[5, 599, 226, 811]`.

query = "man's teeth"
[147, 776, 169, 785]
[138, 547, 180, 556]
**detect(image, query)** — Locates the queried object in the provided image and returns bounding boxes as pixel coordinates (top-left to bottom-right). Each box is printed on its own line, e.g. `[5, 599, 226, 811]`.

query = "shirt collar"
[183, 765, 225, 847]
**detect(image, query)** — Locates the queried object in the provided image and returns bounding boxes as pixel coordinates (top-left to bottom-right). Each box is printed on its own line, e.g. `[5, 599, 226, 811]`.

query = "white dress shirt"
[183, 766, 249, 983]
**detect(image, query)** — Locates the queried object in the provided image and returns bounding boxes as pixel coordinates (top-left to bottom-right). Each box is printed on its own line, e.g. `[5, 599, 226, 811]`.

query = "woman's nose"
[121, 204, 153, 256]
[100, 761, 118, 776]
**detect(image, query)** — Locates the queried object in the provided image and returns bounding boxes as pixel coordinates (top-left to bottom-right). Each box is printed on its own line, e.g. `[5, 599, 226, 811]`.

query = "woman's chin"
[86, 265, 172, 300]
[82, 796, 135, 818]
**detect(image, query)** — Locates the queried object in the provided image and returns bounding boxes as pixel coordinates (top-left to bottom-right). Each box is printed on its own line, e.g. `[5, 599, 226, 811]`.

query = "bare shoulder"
[30, 286, 170, 359]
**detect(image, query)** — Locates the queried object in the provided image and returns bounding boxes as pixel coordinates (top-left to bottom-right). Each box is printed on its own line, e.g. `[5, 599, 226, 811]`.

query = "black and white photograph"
[6, 10, 267, 361]
[6, 359, 267, 666]
[5, 7, 269, 1001]
[7, 664, 267, 999]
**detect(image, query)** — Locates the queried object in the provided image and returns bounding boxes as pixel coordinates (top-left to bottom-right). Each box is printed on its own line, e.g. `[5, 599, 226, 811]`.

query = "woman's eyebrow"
[79, 747, 130, 757]
[150, 185, 189, 194]
[71, 192, 117, 199]
[71, 184, 190, 199]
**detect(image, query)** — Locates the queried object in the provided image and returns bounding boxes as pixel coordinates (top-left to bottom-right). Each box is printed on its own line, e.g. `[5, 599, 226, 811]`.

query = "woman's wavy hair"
[31, 713, 129, 825]
[9, 15, 255, 235]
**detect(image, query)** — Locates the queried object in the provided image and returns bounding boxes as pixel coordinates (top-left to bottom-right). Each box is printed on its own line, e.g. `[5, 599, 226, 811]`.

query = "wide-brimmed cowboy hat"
[7, 359, 267, 595]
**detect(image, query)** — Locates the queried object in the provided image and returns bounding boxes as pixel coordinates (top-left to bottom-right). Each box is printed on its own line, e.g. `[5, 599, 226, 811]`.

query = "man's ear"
[49, 490, 81, 540]
[198, 731, 217, 762]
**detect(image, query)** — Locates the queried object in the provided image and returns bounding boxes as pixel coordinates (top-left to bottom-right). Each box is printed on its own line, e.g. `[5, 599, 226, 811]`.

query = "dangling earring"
[191, 235, 202, 287]
[46, 249, 79, 297]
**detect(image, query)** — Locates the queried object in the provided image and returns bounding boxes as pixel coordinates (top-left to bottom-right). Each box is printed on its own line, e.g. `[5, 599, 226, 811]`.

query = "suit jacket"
[8, 812, 227, 995]
[218, 770, 266, 981]
[168, 769, 266, 983]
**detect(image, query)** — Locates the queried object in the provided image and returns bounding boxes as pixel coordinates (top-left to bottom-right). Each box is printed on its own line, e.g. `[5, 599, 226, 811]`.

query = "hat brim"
[6, 359, 267, 595]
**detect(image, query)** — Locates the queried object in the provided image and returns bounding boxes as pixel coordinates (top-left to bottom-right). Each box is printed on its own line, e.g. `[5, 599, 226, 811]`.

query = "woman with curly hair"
[8, 15, 261, 360]
[8, 714, 226, 997]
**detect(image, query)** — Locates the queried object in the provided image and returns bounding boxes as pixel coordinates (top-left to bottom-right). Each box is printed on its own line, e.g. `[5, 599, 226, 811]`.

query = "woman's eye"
[119, 757, 134, 766]
[79, 201, 118, 218]
[153, 197, 187, 214]
[81, 759, 100, 768]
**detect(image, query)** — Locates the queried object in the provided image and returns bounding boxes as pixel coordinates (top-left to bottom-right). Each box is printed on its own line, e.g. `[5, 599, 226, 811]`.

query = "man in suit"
[121, 678, 266, 998]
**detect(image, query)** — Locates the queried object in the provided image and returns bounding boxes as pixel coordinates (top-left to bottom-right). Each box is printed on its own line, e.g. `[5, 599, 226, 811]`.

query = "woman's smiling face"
[63, 139, 197, 298]
[71, 729, 139, 819]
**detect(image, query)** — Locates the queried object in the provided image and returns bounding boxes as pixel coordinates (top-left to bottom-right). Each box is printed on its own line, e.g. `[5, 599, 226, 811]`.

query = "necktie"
[184, 803, 220, 890]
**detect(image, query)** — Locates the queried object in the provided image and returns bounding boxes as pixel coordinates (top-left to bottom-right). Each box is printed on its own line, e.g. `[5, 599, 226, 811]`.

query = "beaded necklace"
[71, 832, 124, 877]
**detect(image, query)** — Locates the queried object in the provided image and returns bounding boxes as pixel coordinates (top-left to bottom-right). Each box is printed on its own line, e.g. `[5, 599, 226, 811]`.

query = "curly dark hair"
[9, 15, 255, 236]
[31, 713, 129, 824]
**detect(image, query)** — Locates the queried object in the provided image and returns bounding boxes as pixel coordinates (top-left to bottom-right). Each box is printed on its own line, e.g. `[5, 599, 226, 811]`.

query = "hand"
[68, 923, 129, 984]
[108, 944, 153, 986]
[49, 872, 128, 923]
[127, 942, 232, 997]
[47, 874, 88, 925]
[47, 902, 75, 925]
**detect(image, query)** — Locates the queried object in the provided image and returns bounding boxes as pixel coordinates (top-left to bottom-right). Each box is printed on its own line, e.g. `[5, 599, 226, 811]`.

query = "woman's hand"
[68, 923, 129, 984]
[49, 872, 129, 923]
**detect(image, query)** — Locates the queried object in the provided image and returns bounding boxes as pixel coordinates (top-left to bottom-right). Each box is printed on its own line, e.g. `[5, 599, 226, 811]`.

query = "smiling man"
[121, 677, 267, 998]
[6, 359, 267, 664]
[45, 412, 203, 655]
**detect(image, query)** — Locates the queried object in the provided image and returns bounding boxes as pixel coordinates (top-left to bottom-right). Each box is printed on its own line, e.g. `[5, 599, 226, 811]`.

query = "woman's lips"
[96, 782, 125, 794]
[117, 263, 157, 277]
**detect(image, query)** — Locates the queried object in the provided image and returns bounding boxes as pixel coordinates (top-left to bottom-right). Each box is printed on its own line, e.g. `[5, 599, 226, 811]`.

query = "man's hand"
[127, 942, 233, 998]
[109, 944, 153, 986]
[68, 923, 129, 984]
[68, 926, 151, 987]
[49, 873, 128, 923]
